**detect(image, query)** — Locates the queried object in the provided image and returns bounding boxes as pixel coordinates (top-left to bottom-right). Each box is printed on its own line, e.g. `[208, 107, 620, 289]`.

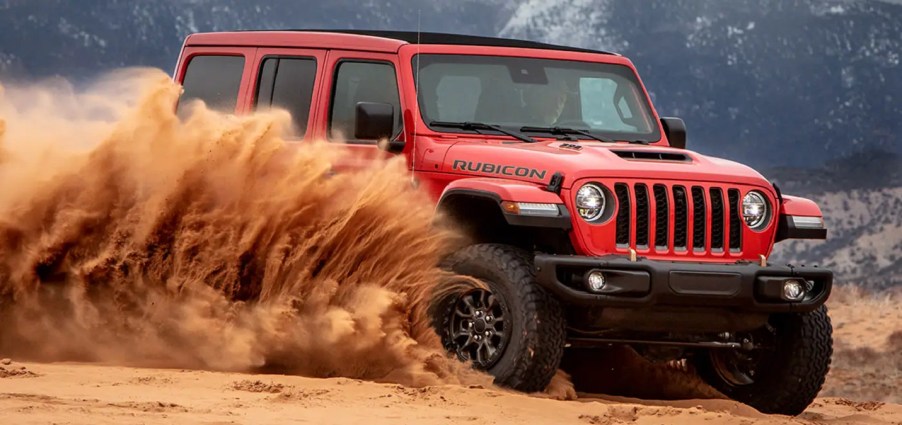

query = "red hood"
[439, 139, 774, 193]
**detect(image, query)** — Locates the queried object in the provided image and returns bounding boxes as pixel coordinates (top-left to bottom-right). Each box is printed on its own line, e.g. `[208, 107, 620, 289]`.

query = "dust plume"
[0, 68, 487, 387]
[0, 68, 743, 401]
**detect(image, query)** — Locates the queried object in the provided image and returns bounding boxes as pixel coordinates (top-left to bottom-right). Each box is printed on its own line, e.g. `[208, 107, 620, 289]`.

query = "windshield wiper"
[521, 126, 654, 145]
[430, 121, 538, 143]
[520, 126, 616, 143]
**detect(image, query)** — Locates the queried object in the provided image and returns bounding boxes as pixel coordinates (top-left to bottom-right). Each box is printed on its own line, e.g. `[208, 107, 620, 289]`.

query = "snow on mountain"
[499, 0, 627, 52]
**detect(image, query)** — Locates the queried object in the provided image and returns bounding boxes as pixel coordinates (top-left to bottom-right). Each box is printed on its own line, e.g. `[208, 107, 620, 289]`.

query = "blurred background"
[1, 0, 899, 289]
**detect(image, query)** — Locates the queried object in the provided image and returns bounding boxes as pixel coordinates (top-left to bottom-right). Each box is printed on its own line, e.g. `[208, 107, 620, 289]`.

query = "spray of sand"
[0, 68, 488, 387]
[0, 68, 724, 402]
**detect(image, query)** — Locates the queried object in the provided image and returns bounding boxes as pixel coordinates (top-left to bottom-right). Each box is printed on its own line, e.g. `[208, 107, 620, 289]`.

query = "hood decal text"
[451, 160, 547, 180]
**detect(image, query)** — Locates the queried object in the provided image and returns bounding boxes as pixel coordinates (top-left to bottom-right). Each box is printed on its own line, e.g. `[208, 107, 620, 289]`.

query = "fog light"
[586, 270, 606, 292]
[782, 279, 805, 301]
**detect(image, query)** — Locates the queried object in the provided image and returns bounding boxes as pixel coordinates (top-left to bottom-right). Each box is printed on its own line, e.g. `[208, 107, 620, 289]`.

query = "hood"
[440, 139, 772, 190]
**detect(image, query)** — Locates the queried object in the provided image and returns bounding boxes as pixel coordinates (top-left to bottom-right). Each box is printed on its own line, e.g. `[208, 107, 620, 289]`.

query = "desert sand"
[0, 361, 899, 425]
[2, 287, 900, 425]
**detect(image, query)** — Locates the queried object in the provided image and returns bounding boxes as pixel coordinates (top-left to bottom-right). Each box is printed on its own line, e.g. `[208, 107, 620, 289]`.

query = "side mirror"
[355, 101, 395, 140]
[660, 117, 687, 149]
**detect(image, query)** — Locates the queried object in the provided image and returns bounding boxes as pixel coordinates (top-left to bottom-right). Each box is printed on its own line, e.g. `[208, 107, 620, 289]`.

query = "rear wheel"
[692, 305, 833, 415]
[432, 243, 565, 392]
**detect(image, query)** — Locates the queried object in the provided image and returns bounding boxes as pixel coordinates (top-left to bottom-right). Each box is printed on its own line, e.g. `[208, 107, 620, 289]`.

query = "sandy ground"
[1, 287, 899, 425]
[821, 287, 902, 403]
[0, 361, 899, 425]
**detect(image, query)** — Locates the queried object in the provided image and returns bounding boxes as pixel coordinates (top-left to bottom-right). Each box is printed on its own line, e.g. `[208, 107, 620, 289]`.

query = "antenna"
[411, 10, 422, 184]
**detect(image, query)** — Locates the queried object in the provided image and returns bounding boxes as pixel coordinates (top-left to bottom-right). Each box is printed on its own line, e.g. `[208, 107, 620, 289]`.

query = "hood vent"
[613, 150, 690, 162]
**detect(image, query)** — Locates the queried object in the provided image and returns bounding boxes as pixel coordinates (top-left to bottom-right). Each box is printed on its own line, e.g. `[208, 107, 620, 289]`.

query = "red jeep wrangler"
[174, 30, 833, 415]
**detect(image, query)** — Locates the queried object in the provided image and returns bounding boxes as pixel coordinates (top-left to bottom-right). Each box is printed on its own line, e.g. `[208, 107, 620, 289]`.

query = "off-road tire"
[433, 243, 566, 392]
[693, 305, 833, 415]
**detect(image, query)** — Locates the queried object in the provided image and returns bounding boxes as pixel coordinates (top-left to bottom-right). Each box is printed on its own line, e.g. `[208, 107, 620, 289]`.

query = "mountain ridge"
[0, 0, 898, 288]
[2, 0, 898, 168]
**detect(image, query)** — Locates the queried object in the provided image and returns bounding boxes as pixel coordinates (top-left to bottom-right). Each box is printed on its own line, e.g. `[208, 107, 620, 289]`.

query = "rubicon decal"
[451, 160, 547, 180]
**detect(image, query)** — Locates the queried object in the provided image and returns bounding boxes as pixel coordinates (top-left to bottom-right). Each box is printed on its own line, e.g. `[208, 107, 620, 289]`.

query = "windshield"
[414, 54, 660, 142]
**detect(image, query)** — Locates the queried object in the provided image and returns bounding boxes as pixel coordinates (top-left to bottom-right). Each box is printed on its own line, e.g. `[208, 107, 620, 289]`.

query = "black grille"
[653, 184, 669, 249]
[691, 186, 706, 251]
[673, 186, 688, 250]
[615, 183, 630, 246]
[728, 189, 742, 250]
[612, 182, 746, 255]
[635, 185, 650, 248]
[710, 188, 725, 251]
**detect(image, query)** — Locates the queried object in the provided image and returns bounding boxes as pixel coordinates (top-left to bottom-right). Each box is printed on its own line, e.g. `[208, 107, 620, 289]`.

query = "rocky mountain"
[1, 0, 899, 168]
[0, 0, 507, 80]
[501, 0, 902, 168]
[0, 0, 899, 287]
[771, 186, 902, 290]
[768, 151, 902, 290]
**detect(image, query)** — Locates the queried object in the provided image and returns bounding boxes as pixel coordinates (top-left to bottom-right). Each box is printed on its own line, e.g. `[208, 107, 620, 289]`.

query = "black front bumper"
[534, 254, 832, 313]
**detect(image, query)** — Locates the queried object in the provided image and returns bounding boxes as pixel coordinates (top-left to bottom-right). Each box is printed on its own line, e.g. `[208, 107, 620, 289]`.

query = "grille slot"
[653, 184, 669, 249]
[728, 189, 742, 251]
[710, 188, 725, 251]
[615, 183, 631, 246]
[635, 184, 650, 248]
[691, 186, 706, 251]
[673, 186, 688, 250]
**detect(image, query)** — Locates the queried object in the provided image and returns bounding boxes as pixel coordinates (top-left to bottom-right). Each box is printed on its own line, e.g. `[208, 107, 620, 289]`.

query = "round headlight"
[742, 191, 769, 229]
[575, 184, 605, 221]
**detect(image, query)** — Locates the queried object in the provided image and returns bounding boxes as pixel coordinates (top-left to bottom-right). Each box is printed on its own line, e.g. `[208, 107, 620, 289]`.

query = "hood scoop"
[612, 150, 691, 162]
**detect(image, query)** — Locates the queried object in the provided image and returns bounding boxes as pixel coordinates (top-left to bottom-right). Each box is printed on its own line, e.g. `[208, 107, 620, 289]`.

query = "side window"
[179, 55, 244, 112]
[329, 61, 402, 142]
[255, 57, 317, 137]
[617, 97, 634, 120]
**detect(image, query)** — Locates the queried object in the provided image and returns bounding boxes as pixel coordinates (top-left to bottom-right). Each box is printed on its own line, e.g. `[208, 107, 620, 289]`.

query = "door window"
[179, 55, 245, 112]
[329, 61, 402, 142]
[255, 57, 317, 137]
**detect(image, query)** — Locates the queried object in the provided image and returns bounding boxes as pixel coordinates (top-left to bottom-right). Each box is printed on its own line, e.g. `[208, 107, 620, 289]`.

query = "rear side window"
[329, 61, 402, 142]
[179, 55, 245, 112]
[255, 57, 317, 137]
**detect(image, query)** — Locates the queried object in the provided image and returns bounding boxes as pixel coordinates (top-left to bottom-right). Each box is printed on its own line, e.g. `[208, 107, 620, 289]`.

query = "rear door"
[247, 47, 327, 141]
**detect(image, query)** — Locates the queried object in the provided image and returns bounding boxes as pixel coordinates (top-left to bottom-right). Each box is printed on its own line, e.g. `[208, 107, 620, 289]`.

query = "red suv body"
[174, 30, 833, 415]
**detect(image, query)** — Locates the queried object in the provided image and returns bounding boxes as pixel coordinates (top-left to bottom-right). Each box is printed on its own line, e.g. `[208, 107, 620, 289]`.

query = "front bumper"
[534, 254, 832, 313]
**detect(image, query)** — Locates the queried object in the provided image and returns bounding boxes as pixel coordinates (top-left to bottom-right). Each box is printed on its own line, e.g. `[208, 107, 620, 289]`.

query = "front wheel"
[692, 305, 833, 415]
[432, 244, 565, 392]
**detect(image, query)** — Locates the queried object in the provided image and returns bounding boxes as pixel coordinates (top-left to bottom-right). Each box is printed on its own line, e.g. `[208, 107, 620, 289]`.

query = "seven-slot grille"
[613, 183, 743, 254]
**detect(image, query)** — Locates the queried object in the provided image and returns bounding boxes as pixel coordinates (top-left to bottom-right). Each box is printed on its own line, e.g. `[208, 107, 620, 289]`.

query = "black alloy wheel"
[432, 243, 565, 392]
[447, 288, 508, 368]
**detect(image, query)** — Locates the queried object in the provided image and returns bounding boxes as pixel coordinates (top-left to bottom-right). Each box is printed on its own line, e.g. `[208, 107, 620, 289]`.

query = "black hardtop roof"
[277, 29, 616, 55]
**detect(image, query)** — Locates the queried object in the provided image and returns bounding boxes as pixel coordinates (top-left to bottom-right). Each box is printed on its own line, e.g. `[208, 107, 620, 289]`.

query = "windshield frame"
[410, 53, 662, 144]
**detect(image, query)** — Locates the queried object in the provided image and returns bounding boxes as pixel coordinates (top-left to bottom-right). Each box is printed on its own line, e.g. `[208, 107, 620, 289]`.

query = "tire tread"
[694, 305, 833, 415]
[442, 243, 566, 392]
